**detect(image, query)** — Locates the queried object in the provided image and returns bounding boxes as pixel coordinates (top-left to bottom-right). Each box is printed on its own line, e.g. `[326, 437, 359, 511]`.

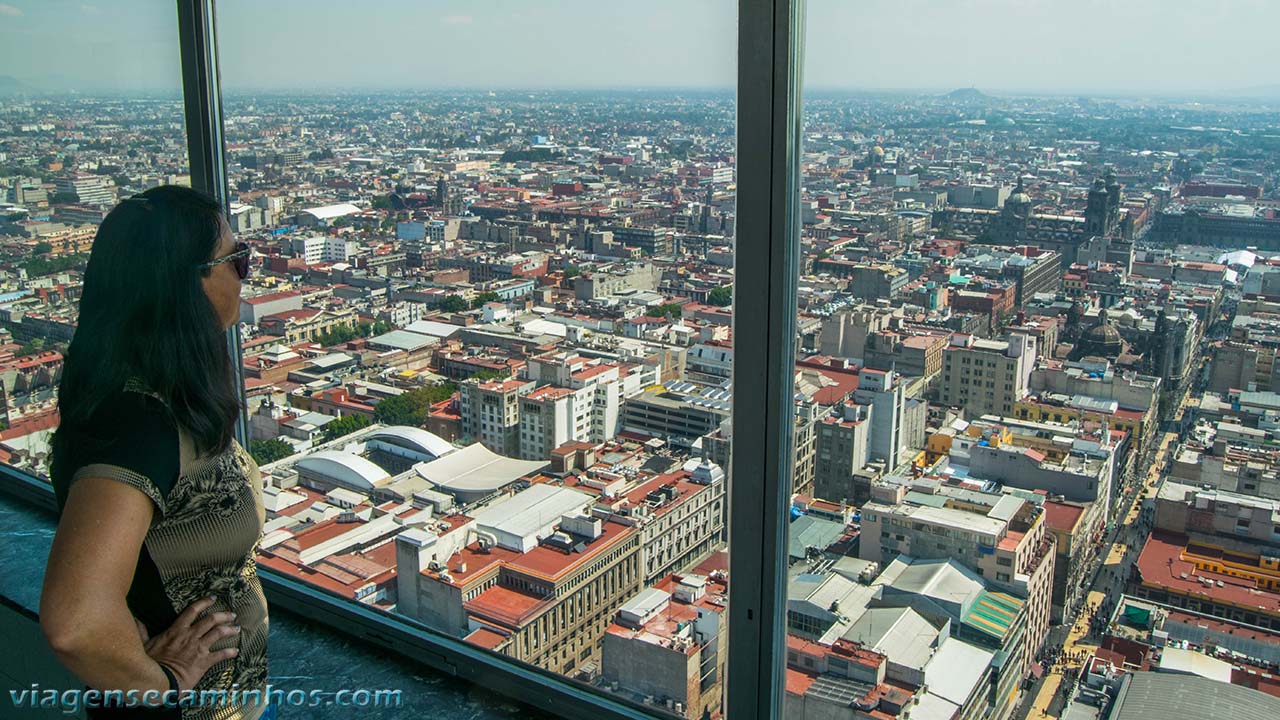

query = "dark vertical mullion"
[729, 1, 805, 719]
[176, 0, 227, 202]
[176, 0, 249, 447]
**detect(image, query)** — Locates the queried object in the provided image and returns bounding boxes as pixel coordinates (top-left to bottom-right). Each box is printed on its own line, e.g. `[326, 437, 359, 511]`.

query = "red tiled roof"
[256, 552, 357, 596]
[526, 385, 574, 401]
[1136, 531, 1280, 618]
[430, 517, 634, 590]
[245, 290, 302, 305]
[795, 361, 860, 405]
[464, 626, 509, 650]
[291, 517, 359, 550]
[571, 363, 617, 381]
[785, 669, 819, 696]
[0, 409, 60, 441]
[464, 585, 552, 628]
[1042, 501, 1084, 533]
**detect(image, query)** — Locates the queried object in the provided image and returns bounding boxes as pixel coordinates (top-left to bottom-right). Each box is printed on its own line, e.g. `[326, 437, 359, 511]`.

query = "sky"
[0, 0, 1278, 96]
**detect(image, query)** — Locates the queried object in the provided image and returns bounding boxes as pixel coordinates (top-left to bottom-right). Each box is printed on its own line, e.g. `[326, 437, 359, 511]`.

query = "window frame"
[0, 1, 809, 719]
[728, 0, 806, 718]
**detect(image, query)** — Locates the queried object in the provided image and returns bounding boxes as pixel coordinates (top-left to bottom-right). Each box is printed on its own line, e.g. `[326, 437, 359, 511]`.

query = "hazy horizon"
[2, 0, 1279, 98]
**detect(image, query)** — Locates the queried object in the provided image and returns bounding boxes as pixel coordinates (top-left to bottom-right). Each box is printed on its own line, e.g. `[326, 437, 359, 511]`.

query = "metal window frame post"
[729, 0, 806, 719]
[177, 0, 249, 447]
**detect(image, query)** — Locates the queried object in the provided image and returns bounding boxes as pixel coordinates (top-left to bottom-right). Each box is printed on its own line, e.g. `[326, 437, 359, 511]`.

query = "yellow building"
[1013, 396, 1154, 452]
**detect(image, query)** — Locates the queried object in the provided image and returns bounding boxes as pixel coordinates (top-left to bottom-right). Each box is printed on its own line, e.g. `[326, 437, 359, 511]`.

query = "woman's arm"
[40, 475, 239, 698]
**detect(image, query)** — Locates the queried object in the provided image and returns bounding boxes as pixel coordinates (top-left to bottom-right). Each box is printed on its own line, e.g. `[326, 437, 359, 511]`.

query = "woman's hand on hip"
[142, 596, 240, 691]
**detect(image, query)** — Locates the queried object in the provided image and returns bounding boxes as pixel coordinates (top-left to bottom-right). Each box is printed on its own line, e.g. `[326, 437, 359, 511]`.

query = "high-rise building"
[860, 485, 1055, 678]
[813, 403, 872, 504]
[608, 226, 674, 256]
[460, 378, 536, 456]
[395, 484, 642, 676]
[518, 385, 593, 461]
[8, 180, 47, 206]
[54, 174, 116, 206]
[288, 236, 325, 265]
[939, 333, 1036, 418]
[854, 369, 926, 468]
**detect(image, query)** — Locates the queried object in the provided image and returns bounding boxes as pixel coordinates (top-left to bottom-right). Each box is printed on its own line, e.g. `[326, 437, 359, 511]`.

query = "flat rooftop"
[1135, 530, 1280, 618]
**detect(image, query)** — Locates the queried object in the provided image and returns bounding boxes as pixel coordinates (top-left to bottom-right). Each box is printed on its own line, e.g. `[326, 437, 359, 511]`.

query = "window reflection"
[217, 2, 735, 715]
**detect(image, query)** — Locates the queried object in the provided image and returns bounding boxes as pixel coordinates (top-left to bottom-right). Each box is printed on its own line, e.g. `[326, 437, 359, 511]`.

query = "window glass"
[0, 1, 189, 479]
[786, 2, 1274, 719]
[218, 1, 735, 715]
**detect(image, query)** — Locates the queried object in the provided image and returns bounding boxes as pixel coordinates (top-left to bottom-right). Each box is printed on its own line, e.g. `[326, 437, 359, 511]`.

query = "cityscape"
[5, 50, 1280, 720]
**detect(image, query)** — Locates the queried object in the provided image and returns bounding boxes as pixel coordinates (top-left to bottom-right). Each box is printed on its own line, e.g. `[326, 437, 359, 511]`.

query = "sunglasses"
[200, 240, 252, 280]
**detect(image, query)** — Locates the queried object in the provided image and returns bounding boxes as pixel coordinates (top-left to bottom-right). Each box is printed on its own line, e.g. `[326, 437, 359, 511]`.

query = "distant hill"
[1224, 84, 1280, 98]
[943, 87, 988, 102]
[0, 76, 30, 96]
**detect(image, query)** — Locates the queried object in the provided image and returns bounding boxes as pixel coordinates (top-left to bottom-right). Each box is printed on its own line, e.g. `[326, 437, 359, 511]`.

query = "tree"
[562, 264, 580, 279]
[472, 368, 510, 382]
[500, 148, 556, 163]
[322, 414, 372, 442]
[17, 338, 45, 356]
[373, 382, 457, 426]
[471, 292, 501, 309]
[654, 302, 683, 320]
[370, 194, 393, 210]
[249, 438, 294, 466]
[32, 242, 53, 256]
[439, 295, 469, 313]
[50, 191, 78, 205]
[315, 324, 359, 347]
[707, 285, 733, 307]
[24, 253, 86, 278]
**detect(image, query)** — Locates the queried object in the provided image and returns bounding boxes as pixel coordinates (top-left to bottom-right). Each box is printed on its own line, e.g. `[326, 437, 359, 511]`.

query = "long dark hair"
[51, 185, 240, 465]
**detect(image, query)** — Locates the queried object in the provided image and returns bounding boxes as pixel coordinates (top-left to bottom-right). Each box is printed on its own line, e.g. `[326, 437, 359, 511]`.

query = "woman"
[41, 185, 271, 719]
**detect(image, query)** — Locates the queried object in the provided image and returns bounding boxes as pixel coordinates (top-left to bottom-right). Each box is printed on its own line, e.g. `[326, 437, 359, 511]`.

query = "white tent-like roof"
[366, 426, 455, 460]
[295, 451, 390, 491]
[413, 443, 547, 503]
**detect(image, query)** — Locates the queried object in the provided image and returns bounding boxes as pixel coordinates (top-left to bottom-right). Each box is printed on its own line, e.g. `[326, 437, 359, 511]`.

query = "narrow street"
[1013, 385, 1195, 720]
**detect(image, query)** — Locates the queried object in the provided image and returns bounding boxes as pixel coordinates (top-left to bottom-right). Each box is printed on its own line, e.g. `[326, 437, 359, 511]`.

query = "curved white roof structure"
[1216, 249, 1257, 268]
[295, 451, 390, 491]
[366, 426, 455, 460]
[300, 203, 360, 221]
[414, 443, 547, 503]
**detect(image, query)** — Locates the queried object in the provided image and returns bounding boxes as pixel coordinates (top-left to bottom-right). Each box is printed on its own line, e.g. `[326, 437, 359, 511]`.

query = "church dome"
[1079, 317, 1124, 359]
[1085, 322, 1121, 346]
[1007, 176, 1031, 208]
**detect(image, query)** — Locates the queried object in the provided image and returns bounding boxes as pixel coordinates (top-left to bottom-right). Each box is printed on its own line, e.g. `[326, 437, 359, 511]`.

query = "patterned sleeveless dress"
[53, 376, 269, 720]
